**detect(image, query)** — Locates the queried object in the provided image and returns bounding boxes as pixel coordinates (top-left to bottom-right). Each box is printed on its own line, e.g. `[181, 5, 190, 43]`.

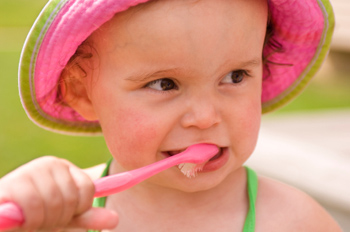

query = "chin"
[154, 166, 234, 193]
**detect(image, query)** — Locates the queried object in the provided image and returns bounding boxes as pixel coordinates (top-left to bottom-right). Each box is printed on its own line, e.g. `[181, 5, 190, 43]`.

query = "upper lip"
[167, 150, 186, 156]
[162, 144, 223, 156]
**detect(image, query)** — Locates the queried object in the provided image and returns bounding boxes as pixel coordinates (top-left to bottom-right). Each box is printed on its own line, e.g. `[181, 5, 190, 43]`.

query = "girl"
[0, 0, 342, 231]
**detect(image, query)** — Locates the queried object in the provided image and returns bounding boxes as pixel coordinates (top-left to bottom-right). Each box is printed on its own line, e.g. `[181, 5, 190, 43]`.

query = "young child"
[0, 0, 342, 231]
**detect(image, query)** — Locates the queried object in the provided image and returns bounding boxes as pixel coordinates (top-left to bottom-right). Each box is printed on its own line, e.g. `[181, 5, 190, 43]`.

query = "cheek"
[240, 99, 261, 155]
[101, 107, 160, 169]
[229, 90, 261, 158]
[117, 108, 159, 146]
[243, 78, 262, 137]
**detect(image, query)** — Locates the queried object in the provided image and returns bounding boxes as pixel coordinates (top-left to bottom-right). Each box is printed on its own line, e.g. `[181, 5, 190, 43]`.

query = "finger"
[5, 177, 45, 231]
[34, 167, 71, 230]
[68, 166, 95, 215]
[49, 162, 80, 228]
[68, 207, 118, 230]
[0, 161, 44, 231]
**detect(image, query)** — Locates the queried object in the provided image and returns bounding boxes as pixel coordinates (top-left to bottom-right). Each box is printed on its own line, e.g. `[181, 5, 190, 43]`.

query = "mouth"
[166, 149, 186, 156]
[163, 147, 224, 161]
[161, 145, 229, 175]
[208, 148, 223, 161]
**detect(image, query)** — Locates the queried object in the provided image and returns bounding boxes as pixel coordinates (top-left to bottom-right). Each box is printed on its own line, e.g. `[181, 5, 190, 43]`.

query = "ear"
[60, 65, 98, 121]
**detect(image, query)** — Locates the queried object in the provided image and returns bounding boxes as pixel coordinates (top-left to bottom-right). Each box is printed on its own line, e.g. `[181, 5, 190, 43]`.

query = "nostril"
[180, 108, 221, 129]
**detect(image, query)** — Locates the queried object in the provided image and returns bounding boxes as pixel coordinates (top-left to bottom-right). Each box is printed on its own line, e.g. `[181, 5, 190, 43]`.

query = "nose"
[180, 94, 221, 129]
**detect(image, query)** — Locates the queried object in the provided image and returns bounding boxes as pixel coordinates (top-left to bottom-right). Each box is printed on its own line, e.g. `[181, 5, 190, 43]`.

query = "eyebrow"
[213, 57, 262, 74]
[239, 58, 262, 67]
[125, 68, 181, 83]
[227, 57, 262, 70]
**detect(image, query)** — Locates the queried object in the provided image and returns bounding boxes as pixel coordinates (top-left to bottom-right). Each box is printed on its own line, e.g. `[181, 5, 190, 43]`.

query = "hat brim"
[262, 0, 335, 113]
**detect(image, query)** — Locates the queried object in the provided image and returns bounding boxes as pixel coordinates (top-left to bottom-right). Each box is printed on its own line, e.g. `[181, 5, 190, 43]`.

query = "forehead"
[90, 0, 268, 71]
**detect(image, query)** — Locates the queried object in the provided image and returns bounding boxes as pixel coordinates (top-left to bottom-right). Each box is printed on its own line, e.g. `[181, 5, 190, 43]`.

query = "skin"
[82, 0, 263, 193]
[0, 0, 342, 231]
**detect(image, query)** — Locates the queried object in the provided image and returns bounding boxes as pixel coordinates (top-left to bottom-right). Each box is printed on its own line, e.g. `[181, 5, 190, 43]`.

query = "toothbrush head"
[178, 162, 207, 178]
[177, 144, 219, 178]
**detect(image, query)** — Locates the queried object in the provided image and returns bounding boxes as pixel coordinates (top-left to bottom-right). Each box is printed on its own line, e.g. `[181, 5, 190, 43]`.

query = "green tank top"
[88, 162, 258, 232]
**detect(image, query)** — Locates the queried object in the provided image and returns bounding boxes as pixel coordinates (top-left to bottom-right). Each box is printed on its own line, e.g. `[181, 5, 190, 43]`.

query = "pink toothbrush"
[0, 143, 218, 231]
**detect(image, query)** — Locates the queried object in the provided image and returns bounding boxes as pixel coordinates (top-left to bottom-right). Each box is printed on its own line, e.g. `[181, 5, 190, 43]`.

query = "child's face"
[81, 0, 267, 191]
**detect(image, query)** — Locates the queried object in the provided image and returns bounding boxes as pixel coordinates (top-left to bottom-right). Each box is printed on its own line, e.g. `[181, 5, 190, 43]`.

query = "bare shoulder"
[255, 176, 342, 232]
[83, 163, 107, 180]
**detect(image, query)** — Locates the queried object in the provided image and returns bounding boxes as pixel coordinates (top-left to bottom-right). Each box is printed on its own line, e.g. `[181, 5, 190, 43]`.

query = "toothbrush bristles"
[178, 162, 206, 178]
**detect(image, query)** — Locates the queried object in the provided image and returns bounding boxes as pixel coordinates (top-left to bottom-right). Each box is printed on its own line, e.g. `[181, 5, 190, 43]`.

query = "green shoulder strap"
[243, 166, 258, 232]
[87, 159, 112, 232]
[88, 162, 258, 232]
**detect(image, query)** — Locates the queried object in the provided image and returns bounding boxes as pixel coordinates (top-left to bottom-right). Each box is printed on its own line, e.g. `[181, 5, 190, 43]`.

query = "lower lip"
[201, 148, 229, 172]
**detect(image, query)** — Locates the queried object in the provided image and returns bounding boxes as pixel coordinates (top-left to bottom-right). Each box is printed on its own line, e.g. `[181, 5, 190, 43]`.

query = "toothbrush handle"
[94, 172, 133, 198]
[0, 144, 216, 230]
[94, 154, 185, 198]
[0, 172, 135, 230]
[0, 172, 128, 231]
[0, 202, 24, 231]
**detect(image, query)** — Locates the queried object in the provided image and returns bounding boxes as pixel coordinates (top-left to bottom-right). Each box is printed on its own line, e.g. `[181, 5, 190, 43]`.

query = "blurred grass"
[0, 1, 349, 177]
[0, 0, 110, 177]
[0, 0, 48, 27]
[275, 81, 350, 113]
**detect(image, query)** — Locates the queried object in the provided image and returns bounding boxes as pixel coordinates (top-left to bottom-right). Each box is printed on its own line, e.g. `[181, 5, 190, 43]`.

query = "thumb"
[68, 207, 119, 230]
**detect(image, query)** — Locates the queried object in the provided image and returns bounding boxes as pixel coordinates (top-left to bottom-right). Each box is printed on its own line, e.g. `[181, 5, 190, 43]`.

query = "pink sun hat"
[19, 0, 335, 135]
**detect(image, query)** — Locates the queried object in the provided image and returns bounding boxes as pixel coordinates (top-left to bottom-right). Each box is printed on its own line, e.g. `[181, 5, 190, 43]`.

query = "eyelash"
[145, 69, 251, 91]
[145, 78, 178, 91]
[221, 70, 251, 85]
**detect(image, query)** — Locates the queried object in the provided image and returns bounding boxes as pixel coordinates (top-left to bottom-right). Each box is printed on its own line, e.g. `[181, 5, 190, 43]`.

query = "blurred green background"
[0, 0, 110, 176]
[0, 0, 349, 177]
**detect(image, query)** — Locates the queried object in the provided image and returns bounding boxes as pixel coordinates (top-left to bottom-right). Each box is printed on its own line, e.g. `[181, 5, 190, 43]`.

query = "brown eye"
[147, 78, 177, 91]
[231, 70, 244, 83]
[221, 70, 248, 84]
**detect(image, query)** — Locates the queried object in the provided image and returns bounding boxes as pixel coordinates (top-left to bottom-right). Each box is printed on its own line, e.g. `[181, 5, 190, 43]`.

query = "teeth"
[178, 162, 206, 178]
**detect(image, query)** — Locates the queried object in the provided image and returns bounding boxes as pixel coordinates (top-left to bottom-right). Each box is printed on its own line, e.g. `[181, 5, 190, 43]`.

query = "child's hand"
[0, 156, 118, 231]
